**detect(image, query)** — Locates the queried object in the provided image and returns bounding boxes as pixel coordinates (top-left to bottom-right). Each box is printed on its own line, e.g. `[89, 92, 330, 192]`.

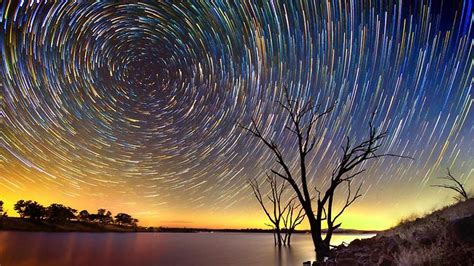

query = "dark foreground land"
[318, 199, 474, 265]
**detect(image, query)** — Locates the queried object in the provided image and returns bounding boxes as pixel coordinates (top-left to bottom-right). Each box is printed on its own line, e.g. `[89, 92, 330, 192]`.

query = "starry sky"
[1, 1, 473, 230]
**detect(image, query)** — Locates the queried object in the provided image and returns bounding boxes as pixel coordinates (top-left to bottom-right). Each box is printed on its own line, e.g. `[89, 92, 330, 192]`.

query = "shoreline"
[0, 217, 379, 234]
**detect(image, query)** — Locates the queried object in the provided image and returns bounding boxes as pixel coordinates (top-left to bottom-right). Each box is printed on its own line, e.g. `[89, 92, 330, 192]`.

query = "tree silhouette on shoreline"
[47, 204, 77, 222]
[10, 199, 138, 227]
[78, 210, 90, 222]
[14, 200, 46, 220]
[115, 213, 139, 226]
[0, 200, 6, 228]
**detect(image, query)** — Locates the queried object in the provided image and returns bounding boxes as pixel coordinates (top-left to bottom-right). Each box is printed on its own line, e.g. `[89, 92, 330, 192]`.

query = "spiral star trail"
[1, 1, 473, 229]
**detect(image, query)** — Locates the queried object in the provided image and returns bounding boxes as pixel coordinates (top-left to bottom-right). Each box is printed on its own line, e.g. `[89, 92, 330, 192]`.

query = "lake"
[0, 232, 374, 266]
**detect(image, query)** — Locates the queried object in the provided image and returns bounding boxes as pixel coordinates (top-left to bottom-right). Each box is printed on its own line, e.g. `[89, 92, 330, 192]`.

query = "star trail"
[1, 1, 473, 229]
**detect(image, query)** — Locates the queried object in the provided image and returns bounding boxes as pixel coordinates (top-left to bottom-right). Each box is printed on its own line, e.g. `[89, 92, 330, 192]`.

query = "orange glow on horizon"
[0, 183, 466, 231]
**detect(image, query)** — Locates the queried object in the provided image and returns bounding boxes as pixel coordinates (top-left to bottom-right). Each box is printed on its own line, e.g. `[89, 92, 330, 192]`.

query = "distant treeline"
[0, 199, 138, 227]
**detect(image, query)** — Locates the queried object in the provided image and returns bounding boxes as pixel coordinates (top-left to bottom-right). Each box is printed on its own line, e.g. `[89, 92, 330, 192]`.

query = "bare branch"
[249, 173, 296, 246]
[242, 90, 410, 258]
[332, 180, 363, 223]
[431, 168, 469, 201]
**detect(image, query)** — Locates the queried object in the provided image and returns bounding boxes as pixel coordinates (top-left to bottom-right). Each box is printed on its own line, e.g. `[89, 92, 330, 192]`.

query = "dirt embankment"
[320, 199, 474, 265]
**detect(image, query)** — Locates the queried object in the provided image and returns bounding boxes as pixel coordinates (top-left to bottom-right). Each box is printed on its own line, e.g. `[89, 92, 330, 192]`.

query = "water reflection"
[0, 232, 373, 266]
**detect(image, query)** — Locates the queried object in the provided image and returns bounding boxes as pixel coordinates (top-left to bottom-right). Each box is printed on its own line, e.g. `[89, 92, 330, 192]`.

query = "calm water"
[0, 232, 374, 266]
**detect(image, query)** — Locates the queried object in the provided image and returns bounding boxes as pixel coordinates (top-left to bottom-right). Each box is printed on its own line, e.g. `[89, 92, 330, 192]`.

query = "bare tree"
[282, 200, 305, 245]
[241, 88, 408, 261]
[432, 168, 469, 201]
[249, 173, 292, 246]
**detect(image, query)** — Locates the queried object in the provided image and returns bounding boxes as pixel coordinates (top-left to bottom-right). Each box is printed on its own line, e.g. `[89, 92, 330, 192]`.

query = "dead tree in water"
[241, 87, 409, 261]
[432, 168, 469, 201]
[249, 174, 291, 246]
[282, 200, 305, 245]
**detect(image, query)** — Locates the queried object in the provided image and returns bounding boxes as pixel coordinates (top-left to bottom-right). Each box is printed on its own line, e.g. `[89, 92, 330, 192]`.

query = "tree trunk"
[315, 241, 331, 262]
[276, 226, 282, 246]
[304, 207, 331, 262]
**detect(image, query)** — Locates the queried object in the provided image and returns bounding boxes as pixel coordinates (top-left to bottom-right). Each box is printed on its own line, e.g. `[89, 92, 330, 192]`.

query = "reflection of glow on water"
[0, 232, 375, 266]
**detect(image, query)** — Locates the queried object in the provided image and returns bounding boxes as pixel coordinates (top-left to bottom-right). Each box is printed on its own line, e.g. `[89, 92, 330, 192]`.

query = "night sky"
[1, 1, 473, 230]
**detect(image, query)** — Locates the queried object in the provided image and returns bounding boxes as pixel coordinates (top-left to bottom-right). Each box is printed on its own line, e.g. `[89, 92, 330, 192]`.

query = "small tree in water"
[249, 173, 305, 246]
[282, 200, 305, 245]
[249, 174, 289, 246]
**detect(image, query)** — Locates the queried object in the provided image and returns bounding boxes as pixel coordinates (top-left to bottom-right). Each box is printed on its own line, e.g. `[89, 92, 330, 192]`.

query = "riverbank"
[321, 199, 474, 265]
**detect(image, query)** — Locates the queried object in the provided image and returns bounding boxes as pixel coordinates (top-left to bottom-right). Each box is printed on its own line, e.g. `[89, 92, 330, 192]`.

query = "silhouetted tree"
[97, 208, 106, 215]
[94, 209, 105, 223]
[249, 173, 294, 246]
[78, 210, 90, 222]
[88, 214, 97, 222]
[14, 200, 46, 220]
[282, 200, 305, 245]
[241, 88, 408, 260]
[47, 204, 77, 222]
[104, 210, 113, 224]
[0, 200, 7, 228]
[115, 213, 134, 225]
[10, 200, 135, 227]
[94, 209, 113, 224]
[0, 200, 6, 218]
[432, 168, 470, 201]
[0, 200, 6, 227]
[14, 200, 27, 218]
